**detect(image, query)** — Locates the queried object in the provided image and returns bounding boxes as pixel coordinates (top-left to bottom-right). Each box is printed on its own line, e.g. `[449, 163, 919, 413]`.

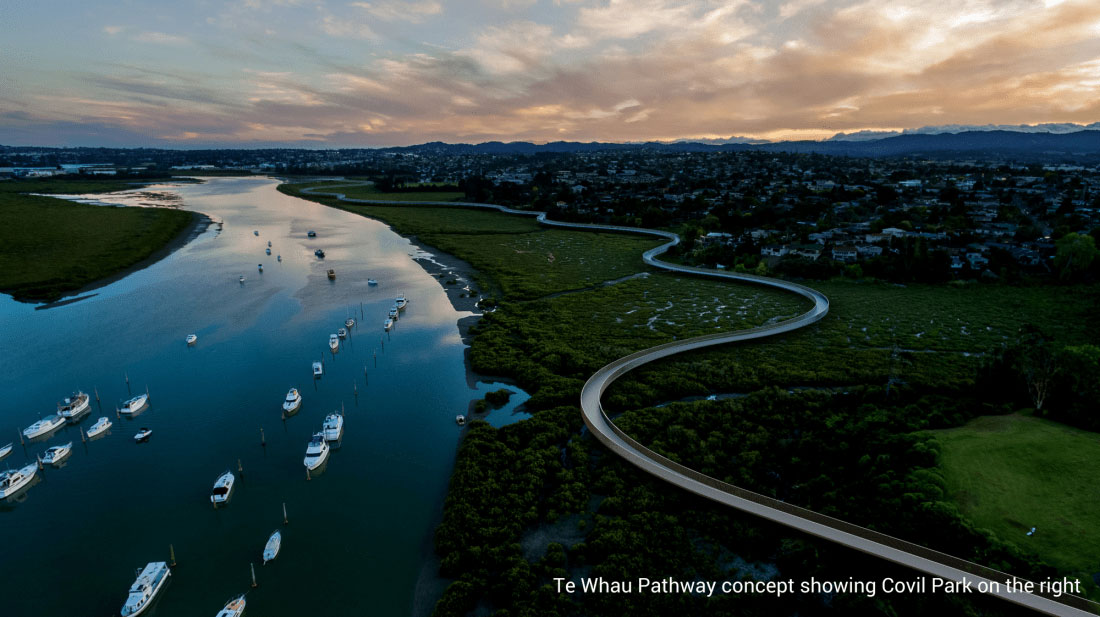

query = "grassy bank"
[286, 179, 464, 202]
[932, 414, 1100, 576]
[282, 179, 1099, 615]
[0, 179, 195, 302]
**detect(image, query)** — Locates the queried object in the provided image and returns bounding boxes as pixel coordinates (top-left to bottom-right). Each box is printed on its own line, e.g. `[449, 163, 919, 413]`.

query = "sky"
[1, 0, 1099, 147]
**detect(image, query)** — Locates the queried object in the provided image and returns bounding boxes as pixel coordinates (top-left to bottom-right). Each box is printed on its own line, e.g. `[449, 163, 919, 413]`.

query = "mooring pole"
[251, 563, 258, 588]
[283, 502, 288, 525]
[169, 544, 177, 567]
[260, 427, 266, 446]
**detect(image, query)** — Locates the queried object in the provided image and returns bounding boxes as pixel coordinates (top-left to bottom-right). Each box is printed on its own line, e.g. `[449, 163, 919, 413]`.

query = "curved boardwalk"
[299, 183, 1096, 616]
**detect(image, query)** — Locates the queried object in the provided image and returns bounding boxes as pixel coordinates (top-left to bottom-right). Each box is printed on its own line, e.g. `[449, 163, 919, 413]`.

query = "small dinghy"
[210, 470, 235, 505]
[24, 415, 65, 440]
[314, 249, 325, 258]
[42, 442, 73, 465]
[312, 361, 323, 377]
[345, 317, 356, 329]
[307, 230, 317, 237]
[134, 428, 153, 443]
[277, 255, 282, 262]
[263, 530, 281, 564]
[0, 443, 12, 461]
[267, 241, 272, 247]
[367, 278, 378, 286]
[384, 318, 393, 332]
[253, 230, 259, 236]
[303, 432, 330, 471]
[455, 415, 467, 426]
[118, 394, 149, 416]
[185, 334, 198, 345]
[87, 417, 112, 438]
[388, 307, 399, 321]
[328, 334, 339, 352]
[283, 388, 302, 413]
[323, 412, 344, 442]
[337, 327, 347, 339]
[327, 269, 336, 280]
[258, 263, 263, 272]
[216, 594, 246, 617]
[266, 248, 271, 255]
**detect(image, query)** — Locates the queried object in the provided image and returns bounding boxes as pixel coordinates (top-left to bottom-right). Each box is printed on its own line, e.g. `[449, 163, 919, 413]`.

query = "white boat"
[312, 361, 323, 377]
[185, 334, 198, 345]
[283, 388, 302, 413]
[120, 561, 171, 617]
[387, 308, 399, 321]
[87, 417, 112, 438]
[0, 464, 37, 498]
[323, 412, 344, 442]
[210, 470, 235, 505]
[328, 334, 339, 352]
[23, 415, 65, 440]
[303, 432, 329, 470]
[57, 391, 90, 421]
[118, 393, 149, 416]
[455, 415, 467, 426]
[337, 327, 347, 339]
[395, 294, 408, 310]
[263, 530, 281, 564]
[384, 318, 393, 332]
[0, 443, 11, 461]
[42, 442, 72, 465]
[239, 275, 245, 284]
[367, 278, 378, 286]
[216, 594, 246, 617]
[345, 317, 356, 328]
[134, 428, 153, 442]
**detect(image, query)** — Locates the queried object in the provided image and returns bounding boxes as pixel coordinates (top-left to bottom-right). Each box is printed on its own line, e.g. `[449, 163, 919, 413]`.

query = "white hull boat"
[216, 594, 246, 617]
[121, 561, 170, 617]
[118, 393, 149, 416]
[0, 443, 11, 461]
[57, 391, 91, 421]
[282, 388, 302, 413]
[367, 279, 378, 286]
[323, 412, 344, 442]
[328, 334, 339, 352]
[210, 470, 235, 505]
[455, 415, 467, 426]
[396, 295, 408, 310]
[185, 334, 198, 345]
[345, 318, 356, 328]
[239, 275, 245, 284]
[303, 432, 330, 471]
[312, 362, 323, 377]
[134, 428, 153, 442]
[263, 530, 281, 564]
[384, 318, 393, 332]
[24, 415, 65, 440]
[388, 308, 399, 321]
[337, 328, 347, 339]
[0, 464, 37, 498]
[87, 417, 112, 438]
[42, 442, 73, 465]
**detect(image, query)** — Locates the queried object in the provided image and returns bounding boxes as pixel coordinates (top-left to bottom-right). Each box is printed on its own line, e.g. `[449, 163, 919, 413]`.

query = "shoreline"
[34, 210, 216, 310]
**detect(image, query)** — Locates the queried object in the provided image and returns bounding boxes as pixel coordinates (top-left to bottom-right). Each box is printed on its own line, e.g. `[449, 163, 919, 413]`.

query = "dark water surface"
[0, 177, 501, 616]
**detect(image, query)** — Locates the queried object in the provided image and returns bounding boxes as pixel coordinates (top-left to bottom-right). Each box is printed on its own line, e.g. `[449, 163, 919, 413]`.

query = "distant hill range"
[388, 129, 1100, 161]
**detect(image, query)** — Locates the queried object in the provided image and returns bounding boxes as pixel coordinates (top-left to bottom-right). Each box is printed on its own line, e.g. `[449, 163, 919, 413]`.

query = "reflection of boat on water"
[283, 388, 302, 413]
[57, 391, 90, 421]
[210, 470, 235, 505]
[42, 442, 73, 465]
[263, 530, 281, 564]
[303, 432, 330, 471]
[120, 561, 171, 617]
[87, 417, 112, 438]
[216, 594, 246, 617]
[323, 412, 344, 442]
[0, 464, 38, 498]
[24, 415, 65, 440]
[118, 394, 149, 416]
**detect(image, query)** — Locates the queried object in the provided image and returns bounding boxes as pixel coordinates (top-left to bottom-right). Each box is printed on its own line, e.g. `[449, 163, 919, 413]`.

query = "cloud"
[132, 31, 190, 45]
[350, 0, 443, 22]
[319, 15, 377, 39]
[103, 25, 124, 36]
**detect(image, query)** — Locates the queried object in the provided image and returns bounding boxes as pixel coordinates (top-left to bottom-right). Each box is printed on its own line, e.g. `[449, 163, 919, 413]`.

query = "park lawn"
[282, 180, 464, 202]
[0, 181, 194, 302]
[931, 413, 1100, 575]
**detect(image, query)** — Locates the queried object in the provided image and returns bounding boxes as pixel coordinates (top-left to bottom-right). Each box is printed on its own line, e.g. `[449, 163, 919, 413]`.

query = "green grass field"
[286, 180, 465, 203]
[932, 414, 1100, 575]
[0, 179, 194, 301]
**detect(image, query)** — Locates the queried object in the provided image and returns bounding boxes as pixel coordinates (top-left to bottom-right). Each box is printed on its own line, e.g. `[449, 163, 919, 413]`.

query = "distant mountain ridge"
[385, 130, 1100, 159]
[828, 122, 1100, 141]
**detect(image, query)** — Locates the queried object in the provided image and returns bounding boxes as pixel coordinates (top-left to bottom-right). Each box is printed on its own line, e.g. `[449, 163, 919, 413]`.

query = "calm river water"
[0, 177, 516, 616]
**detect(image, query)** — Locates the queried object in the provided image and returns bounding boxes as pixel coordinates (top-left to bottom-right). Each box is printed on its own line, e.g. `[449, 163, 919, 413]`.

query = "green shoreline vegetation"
[281, 181, 1100, 615]
[0, 178, 195, 302]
